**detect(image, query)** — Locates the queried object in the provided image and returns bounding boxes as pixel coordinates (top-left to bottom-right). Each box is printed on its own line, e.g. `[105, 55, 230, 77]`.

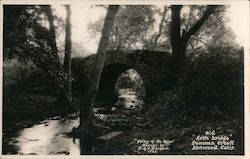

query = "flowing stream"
[14, 114, 80, 155]
[4, 89, 144, 155]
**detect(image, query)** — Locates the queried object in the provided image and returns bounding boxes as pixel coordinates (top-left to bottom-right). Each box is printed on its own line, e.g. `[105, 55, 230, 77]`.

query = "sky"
[53, 3, 249, 55]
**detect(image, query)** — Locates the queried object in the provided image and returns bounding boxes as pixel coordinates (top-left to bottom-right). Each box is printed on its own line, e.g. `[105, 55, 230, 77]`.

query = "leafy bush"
[148, 45, 244, 126]
[3, 58, 60, 95]
[188, 45, 243, 113]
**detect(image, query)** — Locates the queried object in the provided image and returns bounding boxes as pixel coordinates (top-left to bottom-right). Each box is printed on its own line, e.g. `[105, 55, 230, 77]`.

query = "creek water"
[4, 89, 144, 155]
[13, 114, 80, 155]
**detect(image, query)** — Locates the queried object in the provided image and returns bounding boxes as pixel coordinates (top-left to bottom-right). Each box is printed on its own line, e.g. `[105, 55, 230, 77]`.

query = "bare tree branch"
[153, 5, 168, 47]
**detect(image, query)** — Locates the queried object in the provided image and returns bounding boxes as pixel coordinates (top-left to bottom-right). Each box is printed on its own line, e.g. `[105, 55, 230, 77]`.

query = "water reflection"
[14, 114, 80, 155]
[9, 89, 144, 155]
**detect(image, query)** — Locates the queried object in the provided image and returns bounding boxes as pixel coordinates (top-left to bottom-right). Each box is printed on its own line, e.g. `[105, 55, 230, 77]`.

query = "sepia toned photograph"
[1, 0, 248, 156]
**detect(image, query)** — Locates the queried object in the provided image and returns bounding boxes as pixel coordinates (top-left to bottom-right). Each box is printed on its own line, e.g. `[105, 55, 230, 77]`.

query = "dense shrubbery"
[189, 45, 243, 112]
[3, 59, 58, 95]
[148, 45, 244, 125]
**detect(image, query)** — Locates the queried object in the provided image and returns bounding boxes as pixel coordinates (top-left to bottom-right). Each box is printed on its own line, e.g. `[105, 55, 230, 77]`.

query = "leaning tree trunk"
[80, 5, 119, 130]
[63, 5, 73, 105]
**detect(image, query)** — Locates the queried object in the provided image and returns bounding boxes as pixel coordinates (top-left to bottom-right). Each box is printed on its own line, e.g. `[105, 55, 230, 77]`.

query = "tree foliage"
[3, 5, 74, 105]
[4, 6, 49, 61]
[88, 5, 155, 51]
[3, 5, 64, 70]
[144, 5, 236, 54]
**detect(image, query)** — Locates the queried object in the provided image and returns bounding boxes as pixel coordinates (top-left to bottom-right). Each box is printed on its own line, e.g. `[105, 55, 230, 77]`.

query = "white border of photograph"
[0, 0, 249, 159]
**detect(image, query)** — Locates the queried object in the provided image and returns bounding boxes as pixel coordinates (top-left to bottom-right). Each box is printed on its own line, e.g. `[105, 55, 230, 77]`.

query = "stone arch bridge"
[72, 50, 175, 102]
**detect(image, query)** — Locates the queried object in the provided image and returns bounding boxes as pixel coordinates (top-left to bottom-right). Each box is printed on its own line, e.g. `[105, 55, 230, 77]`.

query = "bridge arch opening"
[96, 63, 145, 109]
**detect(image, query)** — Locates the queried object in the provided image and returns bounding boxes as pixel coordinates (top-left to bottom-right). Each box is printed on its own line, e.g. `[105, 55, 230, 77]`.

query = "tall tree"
[41, 5, 61, 68]
[63, 5, 73, 104]
[80, 5, 119, 129]
[170, 5, 218, 62]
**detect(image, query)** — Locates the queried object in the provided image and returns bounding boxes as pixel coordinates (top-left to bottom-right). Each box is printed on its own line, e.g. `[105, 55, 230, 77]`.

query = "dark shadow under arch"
[96, 63, 145, 104]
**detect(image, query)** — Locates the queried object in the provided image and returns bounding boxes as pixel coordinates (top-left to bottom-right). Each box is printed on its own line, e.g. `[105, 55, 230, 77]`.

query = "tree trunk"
[170, 5, 218, 65]
[170, 5, 186, 62]
[80, 5, 119, 130]
[63, 5, 73, 104]
[41, 5, 60, 68]
[170, 5, 218, 79]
